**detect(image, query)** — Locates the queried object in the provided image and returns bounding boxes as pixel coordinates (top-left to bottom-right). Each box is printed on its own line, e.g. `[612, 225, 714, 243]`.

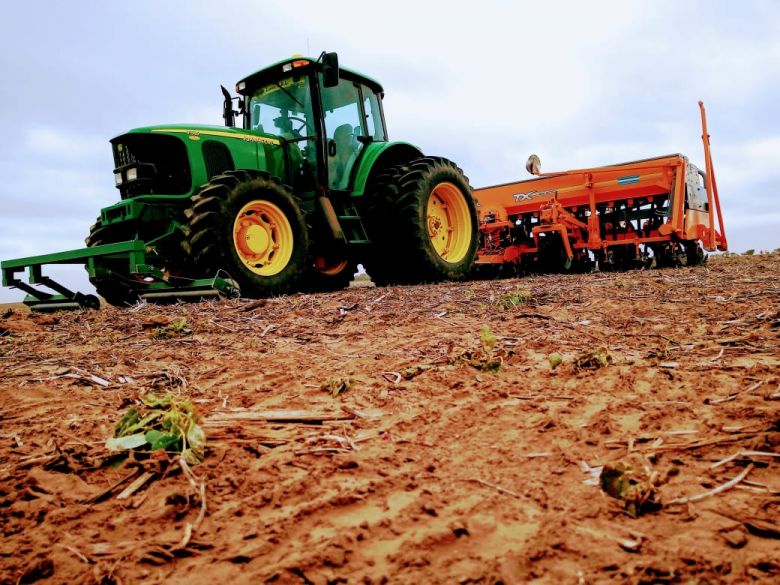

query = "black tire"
[598, 245, 636, 272]
[597, 249, 617, 272]
[363, 157, 478, 284]
[182, 170, 310, 297]
[686, 241, 705, 266]
[90, 279, 138, 307]
[84, 220, 140, 307]
[305, 258, 357, 292]
[85, 222, 117, 249]
[537, 233, 570, 273]
[651, 244, 674, 269]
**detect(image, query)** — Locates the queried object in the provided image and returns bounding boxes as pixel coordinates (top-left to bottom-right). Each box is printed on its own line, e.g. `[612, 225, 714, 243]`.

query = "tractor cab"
[235, 54, 388, 196]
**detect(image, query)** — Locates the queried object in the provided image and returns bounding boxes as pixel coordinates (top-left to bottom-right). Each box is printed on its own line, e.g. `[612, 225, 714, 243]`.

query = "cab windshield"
[247, 74, 314, 139]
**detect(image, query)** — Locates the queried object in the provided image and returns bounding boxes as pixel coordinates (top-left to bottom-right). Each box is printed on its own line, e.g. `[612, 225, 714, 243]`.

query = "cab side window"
[362, 87, 386, 141]
[321, 78, 363, 190]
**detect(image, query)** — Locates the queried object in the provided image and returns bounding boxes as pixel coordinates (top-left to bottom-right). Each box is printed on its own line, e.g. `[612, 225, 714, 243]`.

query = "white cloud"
[180, 102, 223, 126]
[716, 135, 780, 185]
[690, 31, 780, 105]
[0, 165, 113, 219]
[25, 127, 106, 161]
[713, 135, 780, 202]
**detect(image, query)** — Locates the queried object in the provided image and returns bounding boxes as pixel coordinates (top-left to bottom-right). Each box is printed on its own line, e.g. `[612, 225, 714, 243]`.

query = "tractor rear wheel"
[365, 157, 478, 284]
[182, 171, 310, 297]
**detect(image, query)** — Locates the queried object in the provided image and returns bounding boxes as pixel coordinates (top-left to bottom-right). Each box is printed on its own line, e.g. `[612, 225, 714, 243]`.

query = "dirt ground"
[1, 253, 778, 584]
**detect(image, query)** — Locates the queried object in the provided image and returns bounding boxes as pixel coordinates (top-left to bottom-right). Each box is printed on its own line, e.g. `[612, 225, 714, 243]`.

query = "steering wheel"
[287, 116, 310, 136]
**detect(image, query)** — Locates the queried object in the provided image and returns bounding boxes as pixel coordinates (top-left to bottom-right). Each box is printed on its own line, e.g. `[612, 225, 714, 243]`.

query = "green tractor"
[18, 51, 477, 307]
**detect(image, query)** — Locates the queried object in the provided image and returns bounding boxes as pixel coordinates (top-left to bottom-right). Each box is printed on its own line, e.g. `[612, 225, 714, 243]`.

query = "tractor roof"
[236, 56, 384, 95]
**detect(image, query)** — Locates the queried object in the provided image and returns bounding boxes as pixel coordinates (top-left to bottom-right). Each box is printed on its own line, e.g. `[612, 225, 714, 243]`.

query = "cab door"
[320, 77, 365, 191]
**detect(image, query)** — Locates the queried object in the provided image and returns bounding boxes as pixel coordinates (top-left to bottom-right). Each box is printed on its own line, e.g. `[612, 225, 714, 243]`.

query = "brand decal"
[512, 189, 557, 202]
[617, 175, 640, 185]
[152, 128, 281, 146]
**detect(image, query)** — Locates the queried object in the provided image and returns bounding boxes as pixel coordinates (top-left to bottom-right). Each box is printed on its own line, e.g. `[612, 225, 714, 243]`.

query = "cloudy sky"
[1, 1, 779, 301]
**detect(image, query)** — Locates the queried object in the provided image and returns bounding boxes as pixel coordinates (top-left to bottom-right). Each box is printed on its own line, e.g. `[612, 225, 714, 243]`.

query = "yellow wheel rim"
[232, 200, 294, 276]
[426, 182, 472, 263]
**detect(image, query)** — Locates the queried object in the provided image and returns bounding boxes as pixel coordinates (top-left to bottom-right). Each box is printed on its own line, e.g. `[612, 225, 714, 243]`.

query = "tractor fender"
[351, 141, 423, 197]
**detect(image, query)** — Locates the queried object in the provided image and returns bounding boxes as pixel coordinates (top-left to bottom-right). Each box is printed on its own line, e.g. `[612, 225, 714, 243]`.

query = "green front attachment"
[1, 241, 240, 311]
[129, 262, 240, 304]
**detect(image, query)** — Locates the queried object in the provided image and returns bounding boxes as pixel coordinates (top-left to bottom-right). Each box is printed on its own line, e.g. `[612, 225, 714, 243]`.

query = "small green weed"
[322, 376, 353, 397]
[575, 347, 612, 370]
[599, 461, 658, 517]
[150, 317, 193, 339]
[478, 325, 502, 372]
[106, 393, 205, 464]
[495, 286, 532, 311]
[401, 364, 435, 380]
[646, 343, 677, 361]
[450, 325, 504, 373]
[480, 324, 497, 353]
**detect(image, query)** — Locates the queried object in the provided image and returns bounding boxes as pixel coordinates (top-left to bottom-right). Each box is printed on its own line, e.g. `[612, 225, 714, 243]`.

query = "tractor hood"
[118, 124, 282, 146]
[109, 124, 283, 199]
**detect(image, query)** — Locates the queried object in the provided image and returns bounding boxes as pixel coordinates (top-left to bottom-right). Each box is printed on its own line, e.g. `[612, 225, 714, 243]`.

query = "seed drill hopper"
[473, 102, 727, 272]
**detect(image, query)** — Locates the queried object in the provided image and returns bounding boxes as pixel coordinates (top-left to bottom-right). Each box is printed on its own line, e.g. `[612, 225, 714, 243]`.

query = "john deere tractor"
[0, 52, 479, 308]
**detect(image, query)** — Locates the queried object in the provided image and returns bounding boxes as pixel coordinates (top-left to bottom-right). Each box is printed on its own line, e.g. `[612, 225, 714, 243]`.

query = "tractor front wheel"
[84, 220, 140, 307]
[365, 157, 478, 284]
[182, 171, 310, 297]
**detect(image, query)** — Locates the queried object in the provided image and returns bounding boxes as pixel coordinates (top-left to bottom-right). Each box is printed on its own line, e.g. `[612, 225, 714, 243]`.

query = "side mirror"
[322, 52, 340, 88]
[526, 154, 541, 175]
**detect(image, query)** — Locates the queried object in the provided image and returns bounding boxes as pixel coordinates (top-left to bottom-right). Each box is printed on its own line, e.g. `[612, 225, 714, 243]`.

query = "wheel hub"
[427, 216, 443, 238]
[232, 200, 294, 276]
[426, 182, 472, 263]
[243, 224, 271, 255]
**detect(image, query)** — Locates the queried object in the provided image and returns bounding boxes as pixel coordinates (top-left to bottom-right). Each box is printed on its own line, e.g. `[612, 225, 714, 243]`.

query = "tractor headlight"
[113, 163, 154, 189]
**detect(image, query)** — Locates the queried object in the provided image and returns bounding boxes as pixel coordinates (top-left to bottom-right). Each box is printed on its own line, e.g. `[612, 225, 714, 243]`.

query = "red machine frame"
[473, 102, 727, 271]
